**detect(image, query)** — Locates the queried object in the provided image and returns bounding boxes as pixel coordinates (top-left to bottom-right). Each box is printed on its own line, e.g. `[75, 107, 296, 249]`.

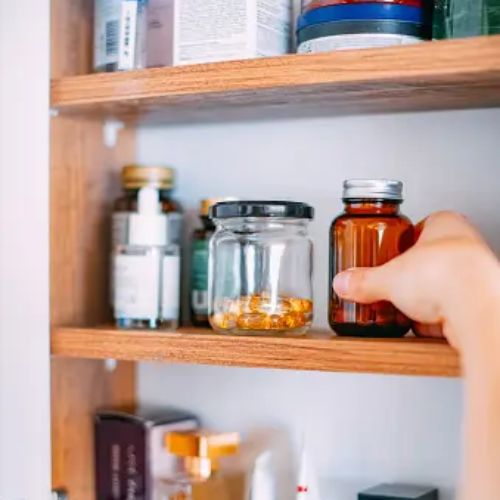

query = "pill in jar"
[211, 294, 313, 334]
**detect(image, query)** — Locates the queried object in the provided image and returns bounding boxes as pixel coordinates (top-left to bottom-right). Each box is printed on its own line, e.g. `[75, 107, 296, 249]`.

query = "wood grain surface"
[50, 115, 137, 499]
[51, 1, 136, 498]
[52, 327, 461, 377]
[51, 359, 135, 498]
[51, 35, 500, 123]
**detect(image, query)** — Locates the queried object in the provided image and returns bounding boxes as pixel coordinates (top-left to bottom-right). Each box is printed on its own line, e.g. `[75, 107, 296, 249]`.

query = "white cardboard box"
[146, 0, 292, 67]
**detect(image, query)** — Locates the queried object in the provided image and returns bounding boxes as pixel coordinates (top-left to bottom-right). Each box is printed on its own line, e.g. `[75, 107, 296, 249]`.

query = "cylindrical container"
[297, 20, 425, 52]
[113, 165, 182, 247]
[113, 187, 181, 329]
[297, 3, 425, 30]
[329, 180, 414, 337]
[94, 0, 148, 72]
[296, 1, 429, 53]
[190, 198, 227, 327]
[302, 0, 422, 14]
[208, 201, 314, 336]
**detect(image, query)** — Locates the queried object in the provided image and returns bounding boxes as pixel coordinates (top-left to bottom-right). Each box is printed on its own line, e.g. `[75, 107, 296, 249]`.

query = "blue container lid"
[297, 19, 426, 45]
[297, 3, 423, 31]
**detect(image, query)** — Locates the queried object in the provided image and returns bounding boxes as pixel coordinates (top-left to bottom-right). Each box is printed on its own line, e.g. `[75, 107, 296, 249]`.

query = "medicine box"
[146, 0, 292, 67]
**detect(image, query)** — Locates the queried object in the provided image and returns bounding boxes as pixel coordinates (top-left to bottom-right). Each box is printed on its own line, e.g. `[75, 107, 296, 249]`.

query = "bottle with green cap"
[190, 198, 235, 327]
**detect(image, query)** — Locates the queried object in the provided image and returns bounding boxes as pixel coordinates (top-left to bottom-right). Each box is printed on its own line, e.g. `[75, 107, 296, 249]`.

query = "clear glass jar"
[208, 201, 314, 336]
[329, 179, 414, 338]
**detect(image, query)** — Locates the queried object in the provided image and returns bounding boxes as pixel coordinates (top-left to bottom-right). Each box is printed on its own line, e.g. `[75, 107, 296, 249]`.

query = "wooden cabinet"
[49, 1, 500, 496]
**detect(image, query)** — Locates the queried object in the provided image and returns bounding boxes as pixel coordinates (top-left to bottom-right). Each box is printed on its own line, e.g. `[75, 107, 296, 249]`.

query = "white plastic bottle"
[113, 187, 180, 329]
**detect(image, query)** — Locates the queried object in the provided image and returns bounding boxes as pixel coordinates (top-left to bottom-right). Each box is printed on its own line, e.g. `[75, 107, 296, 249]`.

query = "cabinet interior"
[50, 0, 499, 497]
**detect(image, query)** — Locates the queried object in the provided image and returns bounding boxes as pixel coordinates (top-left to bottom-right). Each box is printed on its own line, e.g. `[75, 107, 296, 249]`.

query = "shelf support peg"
[103, 119, 124, 148]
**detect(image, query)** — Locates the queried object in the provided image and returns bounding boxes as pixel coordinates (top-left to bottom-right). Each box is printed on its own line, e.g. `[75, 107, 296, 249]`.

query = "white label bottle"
[113, 187, 180, 329]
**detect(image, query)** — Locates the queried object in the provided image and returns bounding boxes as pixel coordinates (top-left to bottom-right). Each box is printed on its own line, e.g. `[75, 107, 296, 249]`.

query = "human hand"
[333, 211, 500, 352]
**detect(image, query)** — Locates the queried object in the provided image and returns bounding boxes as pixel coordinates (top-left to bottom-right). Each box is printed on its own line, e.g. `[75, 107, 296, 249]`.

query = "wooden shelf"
[51, 36, 500, 124]
[51, 327, 460, 377]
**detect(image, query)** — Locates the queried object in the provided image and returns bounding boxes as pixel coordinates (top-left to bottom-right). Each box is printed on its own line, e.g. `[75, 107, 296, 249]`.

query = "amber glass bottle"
[329, 179, 414, 338]
[113, 165, 182, 246]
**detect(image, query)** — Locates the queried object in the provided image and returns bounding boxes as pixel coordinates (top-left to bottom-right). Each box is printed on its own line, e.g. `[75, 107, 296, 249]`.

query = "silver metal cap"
[343, 179, 403, 201]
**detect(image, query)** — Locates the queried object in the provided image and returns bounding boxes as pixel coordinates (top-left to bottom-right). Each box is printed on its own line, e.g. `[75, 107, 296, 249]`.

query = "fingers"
[332, 211, 488, 317]
[412, 322, 444, 339]
[333, 267, 390, 304]
[417, 211, 480, 243]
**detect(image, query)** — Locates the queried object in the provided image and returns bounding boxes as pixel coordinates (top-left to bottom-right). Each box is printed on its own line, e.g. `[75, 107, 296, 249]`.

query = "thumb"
[333, 267, 389, 304]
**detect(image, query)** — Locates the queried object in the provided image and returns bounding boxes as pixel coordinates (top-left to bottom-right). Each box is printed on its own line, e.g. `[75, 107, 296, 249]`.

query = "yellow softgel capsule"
[237, 294, 273, 315]
[269, 314, 287, 330]
[249, 295, 263, 313]
[284, 298, 312, 315]
[287, 298, 304, 313]
[237, 312, 271, 330]
[300, 299, 313, 314]
[214, 295, 312, 333]
[283, 311, 306, 329]
[212, 312, 237, 330]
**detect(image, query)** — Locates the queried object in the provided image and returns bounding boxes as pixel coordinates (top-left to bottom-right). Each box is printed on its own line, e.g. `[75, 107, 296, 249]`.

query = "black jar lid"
[210, 200, 314, 220]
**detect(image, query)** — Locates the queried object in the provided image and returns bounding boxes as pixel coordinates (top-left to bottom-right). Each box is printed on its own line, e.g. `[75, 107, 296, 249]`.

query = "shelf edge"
[51, 327, 461, 378]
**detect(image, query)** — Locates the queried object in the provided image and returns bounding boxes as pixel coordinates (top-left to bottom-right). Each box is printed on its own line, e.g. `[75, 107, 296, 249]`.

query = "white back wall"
[137, 108, 500, 500]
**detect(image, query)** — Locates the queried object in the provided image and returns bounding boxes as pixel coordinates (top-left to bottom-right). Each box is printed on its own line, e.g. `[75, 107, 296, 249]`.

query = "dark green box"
[433, 0, 500, 39]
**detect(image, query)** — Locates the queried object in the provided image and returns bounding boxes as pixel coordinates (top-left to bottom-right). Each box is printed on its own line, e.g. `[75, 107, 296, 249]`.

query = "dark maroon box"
[95, 406, 198, 500]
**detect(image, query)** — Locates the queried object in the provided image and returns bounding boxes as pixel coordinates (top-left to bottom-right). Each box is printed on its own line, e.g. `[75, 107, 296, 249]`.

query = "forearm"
[460, 356, 500, 500]
[455, 271, 500, 500]
[332, 216, 500, 500]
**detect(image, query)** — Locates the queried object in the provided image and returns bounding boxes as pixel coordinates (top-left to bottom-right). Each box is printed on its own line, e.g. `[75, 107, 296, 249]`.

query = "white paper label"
[298, 34, 422, 54]
[175, 0, 249, 64]
[161, 254, 180, 320]
[112, 212, 129, 247]
[256, 0, 291, 56]
[112, 211, 182, 247]
[94, 0, 122, 68]
[114, 253, 160, 319]
[118, 1, 139, 70]
[192, 290, 208, 315]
